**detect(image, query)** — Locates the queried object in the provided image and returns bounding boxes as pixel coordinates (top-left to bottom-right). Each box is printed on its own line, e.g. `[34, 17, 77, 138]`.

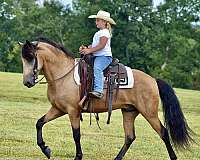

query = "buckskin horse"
[20, 37, 193, 160]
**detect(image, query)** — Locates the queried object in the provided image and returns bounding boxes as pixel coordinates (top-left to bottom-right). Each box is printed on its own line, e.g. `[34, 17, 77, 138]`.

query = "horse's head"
[20, 40, 42, 88]
[20, 37, 75, 88]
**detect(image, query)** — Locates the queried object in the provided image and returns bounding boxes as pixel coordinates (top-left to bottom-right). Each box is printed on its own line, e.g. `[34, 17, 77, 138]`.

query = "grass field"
[0, 72, 199, 160]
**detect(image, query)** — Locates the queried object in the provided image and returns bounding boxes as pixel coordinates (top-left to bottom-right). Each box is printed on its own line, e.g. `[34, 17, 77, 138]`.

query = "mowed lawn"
[0, 72, 199, 160]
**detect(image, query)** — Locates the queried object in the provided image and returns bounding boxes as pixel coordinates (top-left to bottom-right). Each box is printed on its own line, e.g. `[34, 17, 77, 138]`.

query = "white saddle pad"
[74, 59, 134, 88]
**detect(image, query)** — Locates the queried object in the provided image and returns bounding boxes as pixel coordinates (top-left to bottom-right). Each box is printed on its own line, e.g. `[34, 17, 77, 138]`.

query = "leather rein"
[34, 54, 84, 85]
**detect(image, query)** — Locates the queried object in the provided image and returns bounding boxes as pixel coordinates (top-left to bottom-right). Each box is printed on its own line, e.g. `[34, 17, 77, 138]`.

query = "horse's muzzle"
[24, 81, 35, 88]
[23, 77, 35, 88]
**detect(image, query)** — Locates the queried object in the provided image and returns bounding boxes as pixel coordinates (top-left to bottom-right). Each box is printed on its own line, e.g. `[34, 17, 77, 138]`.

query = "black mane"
[35, 37, 75, 58]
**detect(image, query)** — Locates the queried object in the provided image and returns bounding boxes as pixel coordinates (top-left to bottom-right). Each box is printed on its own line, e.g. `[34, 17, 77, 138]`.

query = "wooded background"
[0, 0, 200, 90]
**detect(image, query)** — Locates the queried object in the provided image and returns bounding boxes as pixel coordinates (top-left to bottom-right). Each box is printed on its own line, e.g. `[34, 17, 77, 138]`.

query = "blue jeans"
[93, 56, 112, 93]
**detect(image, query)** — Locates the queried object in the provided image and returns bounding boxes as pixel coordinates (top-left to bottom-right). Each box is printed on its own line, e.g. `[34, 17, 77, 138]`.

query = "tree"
[0, 0, 200, 90]
[0, 0, 73, 72]
[151, 0, 200, 88]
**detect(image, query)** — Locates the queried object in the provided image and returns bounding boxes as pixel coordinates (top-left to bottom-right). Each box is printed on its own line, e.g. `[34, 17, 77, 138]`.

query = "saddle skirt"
[74, 58, 134, 88]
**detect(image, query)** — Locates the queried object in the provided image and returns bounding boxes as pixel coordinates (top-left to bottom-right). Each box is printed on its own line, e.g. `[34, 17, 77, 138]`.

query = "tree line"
[0, 0, 200, 90]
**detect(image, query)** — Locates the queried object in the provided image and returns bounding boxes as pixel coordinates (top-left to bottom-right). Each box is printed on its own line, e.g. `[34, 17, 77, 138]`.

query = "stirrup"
[89, 91, 103, 99]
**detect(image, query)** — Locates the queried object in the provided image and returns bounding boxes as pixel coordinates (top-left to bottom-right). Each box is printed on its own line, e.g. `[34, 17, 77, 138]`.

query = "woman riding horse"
[20, 37, 193, 160]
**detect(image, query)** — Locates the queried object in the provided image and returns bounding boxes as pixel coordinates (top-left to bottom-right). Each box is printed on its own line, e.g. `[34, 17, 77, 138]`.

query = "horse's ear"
[32, 41, 39, 48]
[18, 42, 24, 47]
[25, 40, 38, 49]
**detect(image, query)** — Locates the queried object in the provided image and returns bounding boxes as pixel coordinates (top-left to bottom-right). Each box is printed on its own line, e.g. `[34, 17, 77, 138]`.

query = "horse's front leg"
[69, 112, 82, 160]
[36, 106, 65, 159]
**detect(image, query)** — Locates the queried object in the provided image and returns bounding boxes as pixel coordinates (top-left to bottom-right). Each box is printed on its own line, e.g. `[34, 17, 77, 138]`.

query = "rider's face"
[95, 18, 106, 29]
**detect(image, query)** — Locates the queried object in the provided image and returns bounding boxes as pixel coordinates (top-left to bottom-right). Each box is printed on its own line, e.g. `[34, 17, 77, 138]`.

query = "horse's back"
[132, 69, 158, 92]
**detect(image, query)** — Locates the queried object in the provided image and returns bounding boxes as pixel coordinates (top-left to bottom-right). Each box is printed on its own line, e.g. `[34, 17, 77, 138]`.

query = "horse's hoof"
[42, 146, 51, 159]
[74, 156, 82, 160]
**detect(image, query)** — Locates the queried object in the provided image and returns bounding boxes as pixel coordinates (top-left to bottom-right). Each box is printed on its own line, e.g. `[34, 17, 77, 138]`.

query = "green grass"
[0, 72, 199, 160]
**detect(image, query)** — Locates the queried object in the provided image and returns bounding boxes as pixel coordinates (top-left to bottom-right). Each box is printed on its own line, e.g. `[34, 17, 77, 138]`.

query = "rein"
[35, 56, 84, 85]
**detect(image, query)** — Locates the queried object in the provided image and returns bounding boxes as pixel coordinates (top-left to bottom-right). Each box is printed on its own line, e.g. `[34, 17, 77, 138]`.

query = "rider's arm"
[80, 36, 108, 55]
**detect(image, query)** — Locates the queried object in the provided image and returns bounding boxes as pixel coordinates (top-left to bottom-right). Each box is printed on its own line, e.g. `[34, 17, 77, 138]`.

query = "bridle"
[29, 48, 45, 85]
[23, 40, 85, 86]
[33, 52, 84, 85]
[33, 53, 43, 84]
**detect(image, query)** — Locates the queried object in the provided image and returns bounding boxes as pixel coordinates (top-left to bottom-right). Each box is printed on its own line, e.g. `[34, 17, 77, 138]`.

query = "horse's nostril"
[24, 81, 34, 88]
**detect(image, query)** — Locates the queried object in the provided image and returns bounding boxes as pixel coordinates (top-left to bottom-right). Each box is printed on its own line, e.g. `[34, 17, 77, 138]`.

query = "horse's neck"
[42, 54, 75, 83]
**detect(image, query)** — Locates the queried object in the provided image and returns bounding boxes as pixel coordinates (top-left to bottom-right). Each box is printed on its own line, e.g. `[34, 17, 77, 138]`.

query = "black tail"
[156, 79, 193, 149]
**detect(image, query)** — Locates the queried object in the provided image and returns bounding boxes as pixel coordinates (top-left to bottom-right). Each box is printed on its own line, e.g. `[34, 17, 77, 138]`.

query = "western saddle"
[78, 55, 128, 124]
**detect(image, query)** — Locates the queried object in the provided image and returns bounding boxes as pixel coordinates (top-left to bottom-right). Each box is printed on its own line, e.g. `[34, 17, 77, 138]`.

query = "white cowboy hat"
[88, 10, 116, 25]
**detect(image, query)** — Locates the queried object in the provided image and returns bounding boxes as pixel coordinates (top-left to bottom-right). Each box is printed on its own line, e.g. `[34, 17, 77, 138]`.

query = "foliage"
[0, 0, 200, 89]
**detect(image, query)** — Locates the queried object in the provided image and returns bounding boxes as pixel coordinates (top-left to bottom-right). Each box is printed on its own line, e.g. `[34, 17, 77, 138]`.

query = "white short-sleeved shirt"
[92, 28, 112, 57]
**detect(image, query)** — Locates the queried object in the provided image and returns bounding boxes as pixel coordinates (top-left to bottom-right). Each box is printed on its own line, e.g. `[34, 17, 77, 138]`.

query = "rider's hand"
[88, 45, 92, 48]
[80, 48, 92, 55]
[79, 45, 87, 52]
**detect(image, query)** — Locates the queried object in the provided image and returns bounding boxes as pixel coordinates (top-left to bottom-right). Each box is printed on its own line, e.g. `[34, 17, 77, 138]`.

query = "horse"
[20, 37, 193, 160]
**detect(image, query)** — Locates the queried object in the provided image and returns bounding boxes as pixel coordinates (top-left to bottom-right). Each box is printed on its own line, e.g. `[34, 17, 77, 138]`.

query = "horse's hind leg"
[160, 123, 177, 160]
[143, 112, 177, 160]
[36, 106, 65, 159]
[114, 107, 139, 160]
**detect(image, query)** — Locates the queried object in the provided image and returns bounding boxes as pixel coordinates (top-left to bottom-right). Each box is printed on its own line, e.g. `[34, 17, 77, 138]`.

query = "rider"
[79, 10, 116, 99]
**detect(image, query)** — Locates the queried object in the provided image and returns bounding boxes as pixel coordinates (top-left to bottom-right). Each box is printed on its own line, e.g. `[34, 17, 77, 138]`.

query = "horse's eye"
[23, 52, 34, 62]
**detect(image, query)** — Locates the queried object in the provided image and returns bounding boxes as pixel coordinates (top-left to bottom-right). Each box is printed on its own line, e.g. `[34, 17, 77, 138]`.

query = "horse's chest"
[47, 92, 69, 111]
[47, 92, 56, 106]
[47, 88, 60, 105]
